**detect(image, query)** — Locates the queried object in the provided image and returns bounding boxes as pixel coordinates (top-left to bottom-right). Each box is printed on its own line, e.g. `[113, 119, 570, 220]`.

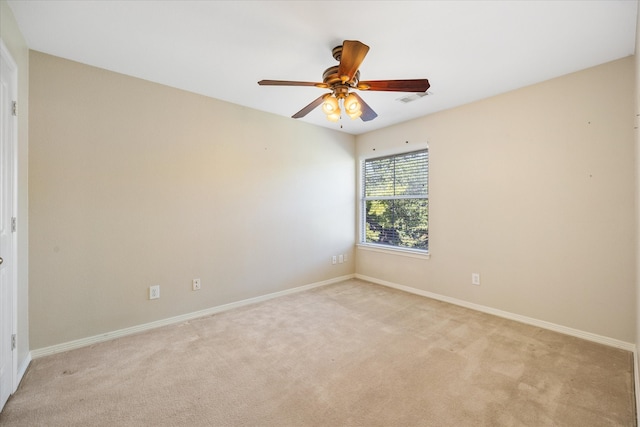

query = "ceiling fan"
[258, 40, 430, 123]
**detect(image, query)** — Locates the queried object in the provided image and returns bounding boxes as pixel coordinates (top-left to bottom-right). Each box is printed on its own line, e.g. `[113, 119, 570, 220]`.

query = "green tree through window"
[362, 149, 428, 251]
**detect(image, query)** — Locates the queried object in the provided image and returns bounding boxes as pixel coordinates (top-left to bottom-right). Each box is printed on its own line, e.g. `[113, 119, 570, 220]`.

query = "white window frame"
[357, 143, 430, 259]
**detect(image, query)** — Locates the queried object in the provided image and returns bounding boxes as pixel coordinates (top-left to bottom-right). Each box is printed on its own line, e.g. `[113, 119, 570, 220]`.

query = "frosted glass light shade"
[326, 112, 341, 122]
[344, 93, 362, 119]
[322, 96, 339, 115]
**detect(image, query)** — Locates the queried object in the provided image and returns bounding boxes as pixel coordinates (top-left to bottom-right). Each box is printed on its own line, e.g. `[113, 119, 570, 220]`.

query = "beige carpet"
[0, 279, 635, 426]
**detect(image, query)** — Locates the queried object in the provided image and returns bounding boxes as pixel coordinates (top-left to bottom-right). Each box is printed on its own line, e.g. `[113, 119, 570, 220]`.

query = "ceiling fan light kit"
[258, 40, 430, 124]
[344, 93, 362, 120]
[322, 94, 339, 115]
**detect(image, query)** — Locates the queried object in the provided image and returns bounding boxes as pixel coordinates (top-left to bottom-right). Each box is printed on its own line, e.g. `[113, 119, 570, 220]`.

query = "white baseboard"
[634, 349, 639, 424]
[355, 274, 635, 352]
[16, 352, 31, 389]
[30, 274, 355, 359]
[28, 272, 636, 356]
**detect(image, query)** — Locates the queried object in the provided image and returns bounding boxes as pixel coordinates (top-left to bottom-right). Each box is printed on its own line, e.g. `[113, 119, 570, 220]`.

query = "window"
[361, 149, 429, 252]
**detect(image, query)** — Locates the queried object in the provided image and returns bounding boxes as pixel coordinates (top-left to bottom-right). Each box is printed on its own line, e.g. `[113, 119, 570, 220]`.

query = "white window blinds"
[362, 149, 429, 251]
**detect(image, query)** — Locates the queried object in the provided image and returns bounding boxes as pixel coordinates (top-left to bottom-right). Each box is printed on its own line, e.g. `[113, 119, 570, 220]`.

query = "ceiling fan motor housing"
[323, 66, 360, 89]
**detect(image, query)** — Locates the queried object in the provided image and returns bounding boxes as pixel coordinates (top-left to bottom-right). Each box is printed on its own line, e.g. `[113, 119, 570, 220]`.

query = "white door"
[0, 40, 17, 412]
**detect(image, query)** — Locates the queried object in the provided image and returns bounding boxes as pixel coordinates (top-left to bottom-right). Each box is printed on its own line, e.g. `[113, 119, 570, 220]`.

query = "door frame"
[0, 37, 19, 410]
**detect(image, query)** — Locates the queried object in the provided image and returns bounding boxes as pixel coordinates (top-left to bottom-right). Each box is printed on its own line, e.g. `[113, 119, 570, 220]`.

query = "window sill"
[356, 243, 430, 260]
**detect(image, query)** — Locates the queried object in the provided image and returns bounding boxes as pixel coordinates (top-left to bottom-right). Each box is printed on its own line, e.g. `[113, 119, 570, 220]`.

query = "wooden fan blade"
[338, 40, 369, 83]
[351, 92, 378, 122]
[358, 79, 430, 92]
[258, 80, 328, 88]
[292, 94, 328, 119]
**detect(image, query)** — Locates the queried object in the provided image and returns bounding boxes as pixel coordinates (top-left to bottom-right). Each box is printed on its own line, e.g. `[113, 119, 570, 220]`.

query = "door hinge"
[11, 217, 16, 233]
[11, 334, 16, 350]
[12, 101, 17, 117]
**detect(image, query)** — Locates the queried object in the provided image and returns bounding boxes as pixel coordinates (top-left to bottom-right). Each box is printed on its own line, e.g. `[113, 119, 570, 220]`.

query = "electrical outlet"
[192, 278, 201, 291]
[343, 253, 348, 262]
[149, 285, 160, 299]
[471, 273, 481, 286]
[332, 255, 337, 265]
[338, 254, 344, 264]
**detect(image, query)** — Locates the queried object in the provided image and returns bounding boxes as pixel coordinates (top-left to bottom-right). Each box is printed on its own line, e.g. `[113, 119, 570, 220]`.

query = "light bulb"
[344, 93, 362, 119]
[344, 93, 360, 113]
[322, 96, 339, 115]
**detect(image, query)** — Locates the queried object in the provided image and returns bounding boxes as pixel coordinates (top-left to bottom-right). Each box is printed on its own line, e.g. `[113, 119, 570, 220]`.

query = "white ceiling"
[7, 0, 638, 135]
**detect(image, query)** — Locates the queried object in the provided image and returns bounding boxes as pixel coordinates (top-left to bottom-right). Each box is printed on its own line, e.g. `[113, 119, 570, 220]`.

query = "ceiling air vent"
[396, 92, 430, 104]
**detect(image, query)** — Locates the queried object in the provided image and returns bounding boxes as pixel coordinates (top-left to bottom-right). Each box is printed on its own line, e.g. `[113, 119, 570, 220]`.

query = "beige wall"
[356, 57, 636, 343]
[29, 52, 356, 349]
[1, 0, 29, 370]
[25, 42, 639, 349]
